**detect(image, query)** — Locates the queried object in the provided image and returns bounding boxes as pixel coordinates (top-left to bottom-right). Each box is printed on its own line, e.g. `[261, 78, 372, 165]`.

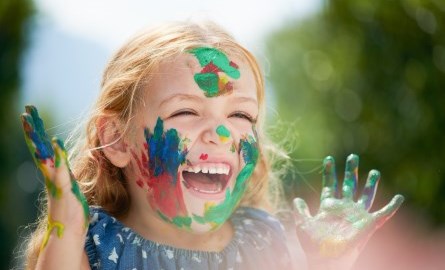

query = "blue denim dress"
[85, 206, 293, 270]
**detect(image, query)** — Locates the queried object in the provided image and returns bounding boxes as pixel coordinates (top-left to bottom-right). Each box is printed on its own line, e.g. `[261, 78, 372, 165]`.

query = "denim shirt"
[85, 206, 293, 270]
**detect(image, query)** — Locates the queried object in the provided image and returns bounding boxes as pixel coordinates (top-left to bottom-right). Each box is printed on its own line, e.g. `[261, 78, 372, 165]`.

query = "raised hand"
[293, 154, 404, 267]
[21, 105, 89, 251]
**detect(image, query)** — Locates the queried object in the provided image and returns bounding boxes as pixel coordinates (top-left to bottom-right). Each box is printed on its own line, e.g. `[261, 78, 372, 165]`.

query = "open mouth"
[182, 164, 231, 194]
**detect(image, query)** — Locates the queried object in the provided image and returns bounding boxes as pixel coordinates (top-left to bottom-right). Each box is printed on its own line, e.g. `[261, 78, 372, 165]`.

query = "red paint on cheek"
[199, 153, 208, 160]
[149, 173, 187, 218]
[136, 179, 144, 188]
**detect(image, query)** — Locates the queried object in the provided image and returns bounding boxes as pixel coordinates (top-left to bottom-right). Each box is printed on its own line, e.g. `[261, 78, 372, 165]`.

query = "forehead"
[146, 53, 258, 104]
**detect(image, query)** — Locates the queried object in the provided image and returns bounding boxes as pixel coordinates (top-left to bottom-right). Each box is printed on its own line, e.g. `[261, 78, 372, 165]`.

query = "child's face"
[127, 49, 259, 233]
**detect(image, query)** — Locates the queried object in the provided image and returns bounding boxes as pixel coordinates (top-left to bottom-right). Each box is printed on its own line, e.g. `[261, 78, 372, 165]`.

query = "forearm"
[35, 228, 88, 270]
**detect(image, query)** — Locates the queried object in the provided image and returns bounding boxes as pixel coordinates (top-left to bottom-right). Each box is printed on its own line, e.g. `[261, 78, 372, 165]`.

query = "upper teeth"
[184, 164, 230, 175]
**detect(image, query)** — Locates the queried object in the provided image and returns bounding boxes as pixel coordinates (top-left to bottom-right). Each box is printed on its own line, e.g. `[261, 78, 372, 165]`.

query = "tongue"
[183, 172, 223, 193]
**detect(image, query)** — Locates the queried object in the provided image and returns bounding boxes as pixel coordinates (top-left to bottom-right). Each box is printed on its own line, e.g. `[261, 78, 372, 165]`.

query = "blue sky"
[21, 0, 322, 127]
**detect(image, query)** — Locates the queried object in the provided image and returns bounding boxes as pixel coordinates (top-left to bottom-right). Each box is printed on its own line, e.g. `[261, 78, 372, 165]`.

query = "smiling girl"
[21, 21, 403, 270]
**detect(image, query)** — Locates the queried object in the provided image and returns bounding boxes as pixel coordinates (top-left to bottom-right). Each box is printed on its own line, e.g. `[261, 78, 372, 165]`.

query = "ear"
[96, 116, 131, 168]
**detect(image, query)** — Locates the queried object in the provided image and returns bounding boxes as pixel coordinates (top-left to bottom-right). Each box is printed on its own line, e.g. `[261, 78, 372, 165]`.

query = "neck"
[121, 202, 234, 252]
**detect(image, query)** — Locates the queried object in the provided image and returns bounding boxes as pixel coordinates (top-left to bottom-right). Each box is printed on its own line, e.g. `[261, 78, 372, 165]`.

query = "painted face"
[127, 48, 259, 233]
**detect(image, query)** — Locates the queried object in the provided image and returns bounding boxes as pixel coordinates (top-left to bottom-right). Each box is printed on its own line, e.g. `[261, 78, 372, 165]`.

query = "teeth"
[184, 164, 230, 175]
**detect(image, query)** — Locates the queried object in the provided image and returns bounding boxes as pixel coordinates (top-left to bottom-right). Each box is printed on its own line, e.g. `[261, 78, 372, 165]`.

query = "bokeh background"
[1, 0, 444, 269]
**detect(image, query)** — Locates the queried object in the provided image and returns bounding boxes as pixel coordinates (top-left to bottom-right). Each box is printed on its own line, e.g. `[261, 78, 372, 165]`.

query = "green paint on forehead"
[189, 47, 241, 97]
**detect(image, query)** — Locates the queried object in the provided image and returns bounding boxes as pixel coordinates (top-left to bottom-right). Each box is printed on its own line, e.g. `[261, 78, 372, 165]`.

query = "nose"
[201, 124, 233, 145]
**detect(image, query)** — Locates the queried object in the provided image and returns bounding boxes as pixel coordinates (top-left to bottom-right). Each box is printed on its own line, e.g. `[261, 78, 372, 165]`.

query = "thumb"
[293, 197, 312, 226]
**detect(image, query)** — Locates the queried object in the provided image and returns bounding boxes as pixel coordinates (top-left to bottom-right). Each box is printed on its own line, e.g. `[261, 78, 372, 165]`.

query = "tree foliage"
[266, 0, 445, 225]
[0, 0, 34, 268]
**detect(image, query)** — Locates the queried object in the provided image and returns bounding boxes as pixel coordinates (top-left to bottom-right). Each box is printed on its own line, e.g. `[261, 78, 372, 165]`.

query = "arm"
[21, 106, 90, 270]
[293, 154, 404, 270]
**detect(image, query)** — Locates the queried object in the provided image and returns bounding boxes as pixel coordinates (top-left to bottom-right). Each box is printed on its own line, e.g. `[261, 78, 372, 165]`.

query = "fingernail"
[346, 154, 359, 170]
[369, 169, 380, 185]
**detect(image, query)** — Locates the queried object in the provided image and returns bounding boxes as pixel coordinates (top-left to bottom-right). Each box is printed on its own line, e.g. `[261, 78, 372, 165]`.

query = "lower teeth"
[192, 181, 223, 194]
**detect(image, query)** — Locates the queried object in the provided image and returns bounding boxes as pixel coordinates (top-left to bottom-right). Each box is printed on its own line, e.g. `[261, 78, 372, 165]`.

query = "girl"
[20, 20, 404, 270]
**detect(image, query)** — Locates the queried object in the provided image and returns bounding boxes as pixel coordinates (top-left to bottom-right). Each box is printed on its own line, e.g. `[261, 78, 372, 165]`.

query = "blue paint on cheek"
[146, 117, 187, 183]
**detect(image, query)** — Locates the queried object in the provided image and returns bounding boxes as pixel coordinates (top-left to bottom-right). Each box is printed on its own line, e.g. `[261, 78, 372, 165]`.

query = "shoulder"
[84, 206, 128, 269]
[230, 207, 292, 268]
[231, 206, 286, 238]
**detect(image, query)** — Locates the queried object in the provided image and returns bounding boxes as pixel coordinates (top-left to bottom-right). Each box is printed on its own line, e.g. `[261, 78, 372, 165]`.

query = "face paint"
[192, 133, 259, 228]
[230, 141, 237, 153]
[189, 47, 240, 97]
[216, 125, 231, 143]
[132, 117, 191, 228]
[199, 153, 208, 160]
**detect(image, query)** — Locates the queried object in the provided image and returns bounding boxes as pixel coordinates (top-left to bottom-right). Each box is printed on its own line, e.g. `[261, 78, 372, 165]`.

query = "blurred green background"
[1, 0, 444, 269]
[265, 0, 445, 228]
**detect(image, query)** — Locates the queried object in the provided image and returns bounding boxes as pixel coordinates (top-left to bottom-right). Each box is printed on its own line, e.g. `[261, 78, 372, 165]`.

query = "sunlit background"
[1, 0, 445, 269]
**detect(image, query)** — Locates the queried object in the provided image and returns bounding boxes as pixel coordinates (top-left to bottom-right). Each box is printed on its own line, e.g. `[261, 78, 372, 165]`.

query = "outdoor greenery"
[266, 0, 445, 226]
[0, 0, 34, 269]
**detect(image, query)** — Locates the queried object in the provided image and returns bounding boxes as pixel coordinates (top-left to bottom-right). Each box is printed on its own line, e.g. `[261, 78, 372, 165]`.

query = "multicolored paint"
[189, 47, 240, 97]
[216, 125, 231, 143]
[21, 106, 61, 199]
[131, 117, 190, 228]
[53, 137, 90, 229]
[20, 105, 90, 251]
[342, 154, 358, 199]
[321, 156, 338, 200]
[294, 154, 405, 259]
[192, 133, 258, 227]
[132, 118, 259, 231]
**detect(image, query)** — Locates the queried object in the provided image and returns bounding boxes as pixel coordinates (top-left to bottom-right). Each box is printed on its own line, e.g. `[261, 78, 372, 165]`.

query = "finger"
[320, 156, 338, 201]
[372, 194, 404, 228]
[53, 137, 90, 228]
[293, 198, 312, 225]
[25, 105, 54, 160]
[357, 169, 380, 211]
[21, 112, 56, 187]
[342, 154, 359, 200]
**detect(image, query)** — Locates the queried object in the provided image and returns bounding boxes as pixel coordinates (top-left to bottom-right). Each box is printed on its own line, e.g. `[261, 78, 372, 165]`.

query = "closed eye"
[169, 110, 198, 118]
[229, 111, 256, 123]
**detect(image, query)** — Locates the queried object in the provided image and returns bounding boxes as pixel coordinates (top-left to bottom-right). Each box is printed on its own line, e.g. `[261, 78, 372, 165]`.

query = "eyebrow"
[159, 93, 202, 107]
[159, 93, 258, 107]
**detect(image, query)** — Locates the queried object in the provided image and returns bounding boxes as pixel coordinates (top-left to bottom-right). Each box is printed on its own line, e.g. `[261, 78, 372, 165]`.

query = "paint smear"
[53, 138, 90, 229]
[189, 47, 240, 97]
[199, 153, 208, 160]
[133, 117, 191, 228]
[40, 215, 64, 252]
[216, 125, 231, 143]
[193, 133, 259, 226]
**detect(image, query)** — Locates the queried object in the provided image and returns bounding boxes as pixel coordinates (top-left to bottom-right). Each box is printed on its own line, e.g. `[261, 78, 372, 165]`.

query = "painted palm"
[293, 154, 404, 258]
[21, 105, 89, 250]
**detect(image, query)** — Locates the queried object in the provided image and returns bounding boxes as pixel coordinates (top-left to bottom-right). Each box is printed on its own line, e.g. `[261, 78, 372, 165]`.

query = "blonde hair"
[23, 20, 285, 269]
